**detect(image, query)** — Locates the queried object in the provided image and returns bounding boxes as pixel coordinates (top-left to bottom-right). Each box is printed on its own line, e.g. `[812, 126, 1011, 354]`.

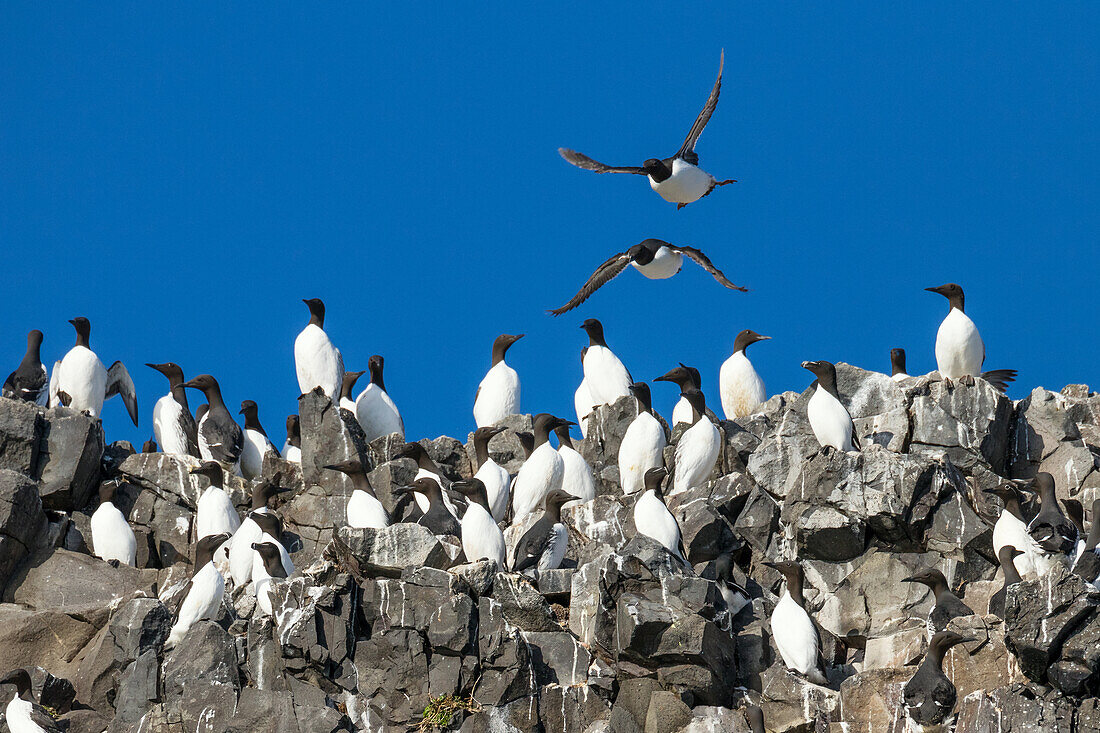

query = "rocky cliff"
[1, 366, 1099, 732]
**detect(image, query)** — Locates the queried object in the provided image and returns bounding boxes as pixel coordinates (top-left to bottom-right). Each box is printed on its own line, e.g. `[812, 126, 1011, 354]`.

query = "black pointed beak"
[900, 575, 917, 583]
[761, 561, 779, 570]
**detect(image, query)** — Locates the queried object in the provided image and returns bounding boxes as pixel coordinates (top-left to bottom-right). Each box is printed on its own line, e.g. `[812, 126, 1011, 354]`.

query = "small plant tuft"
[417, 693, 480, 731]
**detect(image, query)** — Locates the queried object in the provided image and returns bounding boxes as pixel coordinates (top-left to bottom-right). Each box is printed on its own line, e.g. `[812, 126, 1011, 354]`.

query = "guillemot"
[555, 424, 595, 505]
[50, 317, 138, 425]
[89, 480, 137, 567]
[238, 400, 279, 480]
[802, 360, 860, 454]
[926, 283, 1016, 392]
[166, 532, 232, 649]
[633, 467, 687, 563]
[764, 560, 829, 686]
[512, 488, 574, 579]
[324, 459, 390, 529]
[451, 477, 507, 566]
[902, 630, 974, 731]
[294, 298, 344, 400]
[3, 330, 47, 405]
[618, 382, 667, 496]
[902, 567, 974, 637]
[355, 355, 405, 441]
[473, 334, 523, 428]
[581, 319, 632, 407]
[471, 425, 511, 522]
[179, 374, 243, 470]
[668, 388, 720, 495]
[511, 413, 572, 519]
[720, 330, 770, 419]
[146, 362, 200, 457]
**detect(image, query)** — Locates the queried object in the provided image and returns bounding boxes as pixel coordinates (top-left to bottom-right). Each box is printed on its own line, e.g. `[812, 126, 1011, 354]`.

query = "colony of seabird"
[0, 49, 1094, 733]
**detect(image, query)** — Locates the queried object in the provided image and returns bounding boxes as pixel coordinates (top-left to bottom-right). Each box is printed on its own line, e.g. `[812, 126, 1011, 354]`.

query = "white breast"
[631, 247, 683, 280]
[284, 444, 302, 464]
[671, 397, 694, 427]
[240, 428, 272, 480]
[559, 445, 595, 504]
[347, 490, 389, 529]
[619, 411, 667, 495]
[90, 502, 137, 566]
[227, 517, 263, 589]
[633, 489, 683, 560]
[539, 523, 569, 573]
[770, 591, 819, 675]
[475, 458, 511, 523]
[196, 486, 241, 539]
[991, 511, 1039, 580]
[411, 470, 459, 518]
[934, 308, 984, 378]
[251, 550, 278, 616]
[55, 345, 107, 415]
[582, 345, 632, 407]
[460, 501, 506, 565]
[672, 418, 720, 495]
[153, 393, 190, 455]
[473, 361, 521, 428]
[6, 694, 41, 733]
[167, 562, 224, 647]
[512, 442, 564, 518]
[575, 379, 597, 437]
[294, 323, 343, 399]
[720, 351, 766, 419]
[355, 383, 405, 442]
[649, 159, 715, 203]
[806, 386, 855, 452]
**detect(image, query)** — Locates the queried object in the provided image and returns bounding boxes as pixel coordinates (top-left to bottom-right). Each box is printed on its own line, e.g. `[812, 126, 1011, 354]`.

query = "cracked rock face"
[5, 374, 1100, 731]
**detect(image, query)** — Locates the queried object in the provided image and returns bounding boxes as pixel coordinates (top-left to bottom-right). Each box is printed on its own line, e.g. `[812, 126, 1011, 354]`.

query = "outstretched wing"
[549, 251, 633, 316]
[671, 245, 748, 292]
[106, 361, 139, 427]
[675, 49, 724, 164]
[558, 148, 646, 175]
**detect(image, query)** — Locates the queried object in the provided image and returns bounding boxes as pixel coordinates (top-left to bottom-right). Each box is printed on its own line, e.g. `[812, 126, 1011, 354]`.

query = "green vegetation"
[417, 694, 480, 731]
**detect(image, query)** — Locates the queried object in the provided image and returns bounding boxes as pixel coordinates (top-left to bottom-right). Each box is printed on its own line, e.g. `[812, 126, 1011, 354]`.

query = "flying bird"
[559, 51, 736, 208]
[549, 239, 746, 316]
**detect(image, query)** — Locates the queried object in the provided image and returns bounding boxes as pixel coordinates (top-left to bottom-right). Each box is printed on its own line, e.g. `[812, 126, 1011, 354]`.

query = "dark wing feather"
[106, 361, 139, 427]
[671, 246, 748, 292]
[675, 50, 724, 163]
[850, 419, 861, 450]
[512, 518, 551, 572]
[549, 252, 633, 316]
[202, 412, 244, 465]
[558, 148, 646, 175]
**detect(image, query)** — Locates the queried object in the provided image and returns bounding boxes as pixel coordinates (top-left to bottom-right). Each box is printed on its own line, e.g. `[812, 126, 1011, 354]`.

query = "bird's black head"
[179, 374, 219, 394]
[762, 560, 803, 586]
[733, 329, 770, 354]
[1031, 472, 1057, 497]
[801, 360, 836, 381]
[997, 544, 1023, 566]
[629, 382, 653, 412]
[366, 354, 386, 386]
[580, 318, 606, 346]
[681, 388, 706, 420]
[323, 459, 363, 476]
[250, 541, 287, 577]
[394, 441, 427, 462]
[545, 488, 577, 512]
[239, 400, 258, 417]
[146, 362, 185, 382]
[251, 511, 283, 538]
[285, 414, 300, 438]
[0, 668, 32, 697]
[341, 370, 365, 399]
[641, 158, 671, 182]
[901, 567, 948, 591]
[302, 298, 326, 326]
[890, 348, 906, 376]
[189, 461, 224, 484]
[98, 480, 122, 505]
[491, 334, 524, 363]
[195, 532, 231, 569]
[27, 329, 43, 348]
[925, 283, 965, 311]
[929, 630, 976, 653]
[654, 365, 692, 388]
[473, 425, 507, 443]
[643, 466, 668, 496]
[516, 431, 535, 458]
[68, 316, 91, 345]
[714, 552, 734, 581]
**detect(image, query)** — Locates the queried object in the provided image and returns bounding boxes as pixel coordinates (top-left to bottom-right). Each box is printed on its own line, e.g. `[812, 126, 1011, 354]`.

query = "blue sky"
[2, 5, 1097, 448]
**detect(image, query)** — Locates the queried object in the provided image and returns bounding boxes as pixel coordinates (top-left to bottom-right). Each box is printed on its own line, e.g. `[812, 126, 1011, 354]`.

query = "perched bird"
[511, 414, 572, 519]
[338, 370, 365, 413]
[146, 362, 200, 457]
[166, 532, 231, 648]
[325, 460, 390, 529]
[902, 631, 974, 731]
[239, 400, 279, 481]
[394, 441, 459, 518]
[548, 238, 746, 316]
[516, 431, 535, 460]
[581, 319, 632, 407]
[655, 364, 704, 426]
[451, 478, 507, 566]
[49, 317, 138, 425]
[3, 330, 47, 405]
[988, 545, 1024, 618]
[226, 475, 284, 589]
[720, 329, 770, 419]
[802, 360, 860, 453]
[618, 382, 667, 496]
[669, 389, 720, 495]
[1071, 498, 1100, 588]
[250, 511, 295, 578]
[395, 477, 461, 537]
[558, 51, 736, 208]
[926, 283, 1016, 392]
[189, 461, 241, 539]
[555, 424, 595, 505]
[283, 415, 302, 464]
[575, 348, 597, 436]
[512, 488, 574, 578]
[633, 467, 687, 562]
[89, 480, 137, 566]
[715, 552, 751, 620]
[902, 568, 974, 637]
[356, 355, 405, 441]
[890, 348, 910, 381]
[473, 335, 524, 428]
[1063, 498, 1087, 559]
[764, 560, 829, 686]
[1, 668, 64, 733]
[180, 375, 243, 470]
[142, 438, 158, 453]
[1026, 472, 1079, 558]
[471, 425, 511, 522]
[251, 541, 291, 617]
[294, 298, 343, 400]
[984, 483, 1040, 580]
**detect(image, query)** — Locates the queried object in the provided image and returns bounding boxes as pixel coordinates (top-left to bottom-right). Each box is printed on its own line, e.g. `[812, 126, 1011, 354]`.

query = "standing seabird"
[166, 532, 231, 648]
[555, 424, 595, 505]
[1026, 472, 1079, 559]
[451, 478, 507, 566]
[890, 348, 910, 381]
[355, 355, 405, 441]
[146, 362, 200, 457]
[283, 415, 302, 464]
[715, 552, 751, 620]
[764, 560, 829, 686]
[618, 382, 667, 496]
[558, 51, 736, 208]
[49, 317, 138, 425]
[581, 319, 632, 407]
[655, 364, 704, 427]
[226, 474, 284, 588]
[325, 460, 390, 529]
[902, 631, 974, 732]
[395, 477, 461, 537]
[511, 414, 572, 519]
[473, 335, 524, 428]
[394, 441, 459, 518]
[512, 489, 573, 578]
[633, 467, 687, 562]
[3, 330, 47, 405]
[720, 330, 770, 419]
[1063, 498, 1087, 560]
[901, 568, 974, 637]
[180, 375, 243, 470]
[471, 425, 511, 522]
[575, 348, 597, 437]
[802, 360, 860, 454]
[250, 511, 295, 577]
[239, 400, 279, 481]
[251, 541, 291, 616]
[142, 438, 158, 453]
[294, 298, 344, 400]
[1, 668, 64, 733]
[669, 389, 720, 495]
[988, 545, 1024, 618]
[549, 239, 746, 315]
[189, 461, 241, 539]
[339, 370, 365, 413]
[984, 483, 1040, 580]
[89, 480, 137, 566]
[926, 283, 1016, 392]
